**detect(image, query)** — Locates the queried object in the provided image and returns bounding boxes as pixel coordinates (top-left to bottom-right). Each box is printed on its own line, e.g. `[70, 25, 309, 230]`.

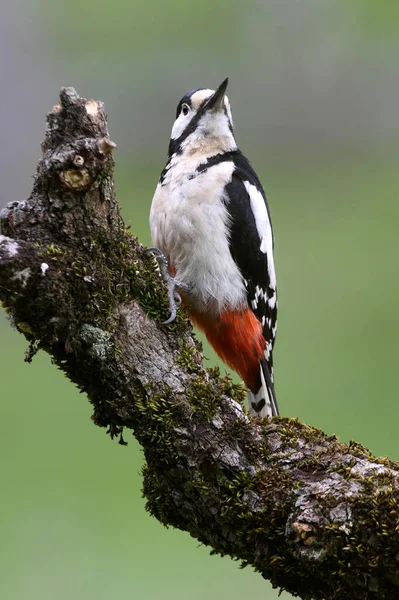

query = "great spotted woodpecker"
[149, 78, 279, 418]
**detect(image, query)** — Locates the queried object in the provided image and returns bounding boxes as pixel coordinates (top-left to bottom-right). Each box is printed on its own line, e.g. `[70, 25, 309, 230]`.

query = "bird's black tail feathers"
[247, 358, 279, 418]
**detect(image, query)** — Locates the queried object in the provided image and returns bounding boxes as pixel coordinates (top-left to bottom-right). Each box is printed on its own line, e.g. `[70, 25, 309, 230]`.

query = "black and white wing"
[224, 151, 278, 381]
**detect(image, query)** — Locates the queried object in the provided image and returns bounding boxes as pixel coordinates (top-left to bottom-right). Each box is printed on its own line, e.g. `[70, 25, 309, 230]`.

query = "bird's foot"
[145, 247, 192, 325]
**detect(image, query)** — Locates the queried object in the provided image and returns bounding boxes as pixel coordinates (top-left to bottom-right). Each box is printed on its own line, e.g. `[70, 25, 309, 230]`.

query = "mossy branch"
[1, 88, 398, 600]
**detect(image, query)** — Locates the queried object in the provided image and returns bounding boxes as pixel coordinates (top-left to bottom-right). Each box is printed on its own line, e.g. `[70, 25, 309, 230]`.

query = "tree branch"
[1, 88, 398, 600]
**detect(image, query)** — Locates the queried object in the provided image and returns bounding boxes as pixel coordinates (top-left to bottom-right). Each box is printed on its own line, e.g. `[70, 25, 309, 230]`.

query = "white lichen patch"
[41, 263, 49, 276]
[330, 503, 352, 526]
[80, 324, 113, 360]
[242, 490, 263, 513]
[13, 267, 31, 288]
[228, 397, 248, 421]
[0, 235, 19, 257]
[215, 446, 243, 469]
[298, 546, 327, 562]
[351, 459, 391, 478]
[211, 415, 223, 430]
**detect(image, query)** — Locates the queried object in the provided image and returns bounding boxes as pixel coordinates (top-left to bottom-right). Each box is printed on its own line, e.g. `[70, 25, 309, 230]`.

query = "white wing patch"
[243, 181, 276, 291]
[268, 295, 277, 309]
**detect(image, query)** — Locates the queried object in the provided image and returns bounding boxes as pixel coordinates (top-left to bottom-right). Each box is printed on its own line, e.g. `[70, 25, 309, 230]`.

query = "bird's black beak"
[204, 78, 229, 111]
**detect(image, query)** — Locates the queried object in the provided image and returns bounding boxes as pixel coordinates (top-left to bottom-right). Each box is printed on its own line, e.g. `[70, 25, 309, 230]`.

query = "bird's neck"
[169, 131, 237, 160]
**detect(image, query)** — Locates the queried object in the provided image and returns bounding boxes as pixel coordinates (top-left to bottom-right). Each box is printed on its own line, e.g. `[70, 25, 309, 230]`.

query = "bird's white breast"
[150, 157, 247, 313]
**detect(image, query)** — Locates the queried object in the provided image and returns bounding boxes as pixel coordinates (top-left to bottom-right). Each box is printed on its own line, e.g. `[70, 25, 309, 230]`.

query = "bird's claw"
[145, 247, 169, 277]
[145, 247, 191, 325]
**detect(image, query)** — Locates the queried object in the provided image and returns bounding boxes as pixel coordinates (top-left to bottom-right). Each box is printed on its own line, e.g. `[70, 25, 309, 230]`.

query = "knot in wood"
[59, 168, 91, 190]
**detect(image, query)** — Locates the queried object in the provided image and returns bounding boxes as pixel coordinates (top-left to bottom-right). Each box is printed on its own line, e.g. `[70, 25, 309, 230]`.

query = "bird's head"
[168, 78, 237, 157]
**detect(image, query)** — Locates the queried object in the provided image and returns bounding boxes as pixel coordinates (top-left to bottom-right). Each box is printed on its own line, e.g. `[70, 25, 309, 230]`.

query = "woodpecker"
[149, 78, 279, 418]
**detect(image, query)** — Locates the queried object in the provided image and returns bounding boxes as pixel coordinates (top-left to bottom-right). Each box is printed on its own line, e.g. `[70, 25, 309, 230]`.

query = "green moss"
[327, 458, 361, 480]
[188, 472, 212, 497]
[37, 241, 65, 258]
[347, 439, 374, 460]
[134, 387, 188, 463]
[312, 479, 399, 596]
[212, 367, 247, 407]
[16, 321, 34, 335]
[175, 338, 202, 374]
[182, 367, 246, 422]
[216, 466, 301, 574]
[142, 432, 303, 566]
[142, 464, 177, 527]
[141, 464, 167, 524]
[185, 375, 218, 420]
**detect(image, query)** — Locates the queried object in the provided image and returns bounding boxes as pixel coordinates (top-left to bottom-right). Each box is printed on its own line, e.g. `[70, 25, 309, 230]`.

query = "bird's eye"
[182, 103, 190, 116]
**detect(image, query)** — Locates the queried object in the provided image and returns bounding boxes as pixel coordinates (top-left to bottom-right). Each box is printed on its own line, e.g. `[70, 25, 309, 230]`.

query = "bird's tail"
[247, 358, 279, 418]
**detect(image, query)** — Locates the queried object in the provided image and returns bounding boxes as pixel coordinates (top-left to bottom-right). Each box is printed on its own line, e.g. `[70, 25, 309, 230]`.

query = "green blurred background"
[1, 1, 399, 598]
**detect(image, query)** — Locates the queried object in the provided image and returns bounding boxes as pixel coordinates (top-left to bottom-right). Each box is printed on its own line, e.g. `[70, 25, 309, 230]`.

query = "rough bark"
[1, 88, 399, 600]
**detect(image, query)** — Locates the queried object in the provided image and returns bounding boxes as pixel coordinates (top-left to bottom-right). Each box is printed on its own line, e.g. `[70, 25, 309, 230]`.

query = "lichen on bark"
[1, 88, 399, 600]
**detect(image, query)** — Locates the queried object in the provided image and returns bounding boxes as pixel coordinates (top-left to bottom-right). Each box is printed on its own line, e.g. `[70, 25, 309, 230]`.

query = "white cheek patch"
[171, 114, 192, 140]
[244, 181, 276, 291]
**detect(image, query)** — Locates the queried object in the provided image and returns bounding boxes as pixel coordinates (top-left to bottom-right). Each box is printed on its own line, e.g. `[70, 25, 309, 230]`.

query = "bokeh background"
[1, 1, 399, 598]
